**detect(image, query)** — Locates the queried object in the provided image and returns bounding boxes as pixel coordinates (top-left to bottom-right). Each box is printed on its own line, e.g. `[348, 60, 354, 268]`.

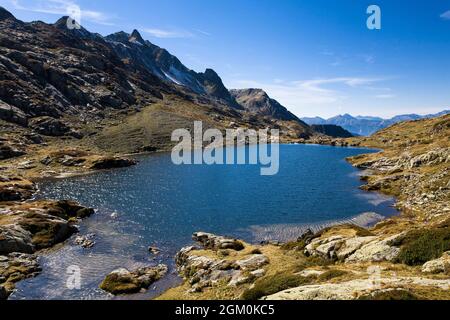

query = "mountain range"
[0, 6, 314, 154]
[302, 110, 450, 136]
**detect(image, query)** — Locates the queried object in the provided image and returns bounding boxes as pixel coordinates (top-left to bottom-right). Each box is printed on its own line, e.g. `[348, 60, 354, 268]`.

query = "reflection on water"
[12, 145, 397, 300]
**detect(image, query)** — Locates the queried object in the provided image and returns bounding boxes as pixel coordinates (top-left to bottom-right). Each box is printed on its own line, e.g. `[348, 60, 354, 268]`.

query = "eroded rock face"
[192, 232, 245, 251]
[99, 264, 167, 295]
[422, 252, 450, 274]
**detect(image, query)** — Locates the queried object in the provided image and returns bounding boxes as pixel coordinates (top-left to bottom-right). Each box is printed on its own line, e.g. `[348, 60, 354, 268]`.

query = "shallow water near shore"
[11, 144, 397, 300]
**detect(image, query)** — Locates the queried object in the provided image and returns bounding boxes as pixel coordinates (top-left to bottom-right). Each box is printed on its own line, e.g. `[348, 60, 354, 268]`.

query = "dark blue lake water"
[11, 144, 397, 300]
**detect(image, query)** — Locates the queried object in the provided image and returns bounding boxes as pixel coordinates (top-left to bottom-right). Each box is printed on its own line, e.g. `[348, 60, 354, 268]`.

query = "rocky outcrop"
[0, 177, 35, 201]
[175, 246, 268, 292]
[0, 200, 95, 254]
[99, 264, 167, 295]
[304, 232, 402, 263]
[0, 9, 169, 130]
[263, 277, 450, 300]
[74, 234, 95, 249]
[90, 157, 137, 170]
[174, 233, 269, 293]
[230, 88, 304, 123]
[192, 232, 245, 251]
[0, 101, 27, 126]
[0, 253, 41, 299]
[422, 252, 450, 274]
[28, 116, 73, 137]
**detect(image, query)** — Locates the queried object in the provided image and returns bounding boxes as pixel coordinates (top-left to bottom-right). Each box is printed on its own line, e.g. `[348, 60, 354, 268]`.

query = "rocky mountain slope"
[105, 29, 241, 109]
[230, 88, 303, 122]
[302, 110, 450, 136]
[310, 124, 354, 138]
[0, 7, 312, 167]
[159, 114, 450, 300]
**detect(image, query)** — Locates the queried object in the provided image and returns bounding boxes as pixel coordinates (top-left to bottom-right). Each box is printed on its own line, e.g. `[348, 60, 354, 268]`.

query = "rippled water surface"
[12, 145, 397, 300]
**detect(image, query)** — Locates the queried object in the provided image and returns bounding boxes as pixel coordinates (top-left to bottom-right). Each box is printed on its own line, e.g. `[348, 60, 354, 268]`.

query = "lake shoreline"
[1, 124, 448, 300]
[3, 143, 400, 300]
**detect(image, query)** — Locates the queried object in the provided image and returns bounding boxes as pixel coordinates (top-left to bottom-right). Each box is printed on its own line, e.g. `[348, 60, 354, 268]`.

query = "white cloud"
[440, 10, 450, 20]
[5, 0, 114, 25]
[142, 28, 194, 39]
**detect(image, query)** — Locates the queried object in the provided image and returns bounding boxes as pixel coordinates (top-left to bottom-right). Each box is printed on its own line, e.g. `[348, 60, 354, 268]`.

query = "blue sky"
[1, 0, 450, 118]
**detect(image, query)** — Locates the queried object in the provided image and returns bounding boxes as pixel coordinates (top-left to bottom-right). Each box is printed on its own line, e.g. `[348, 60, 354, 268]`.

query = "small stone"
[148, 246, 161, 255]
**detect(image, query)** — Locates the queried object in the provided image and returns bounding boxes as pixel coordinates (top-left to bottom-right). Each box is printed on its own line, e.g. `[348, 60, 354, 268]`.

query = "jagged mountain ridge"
[0, 6, 312, 152]
[302, 110, 450, 136]
[105, 29, 241, 109]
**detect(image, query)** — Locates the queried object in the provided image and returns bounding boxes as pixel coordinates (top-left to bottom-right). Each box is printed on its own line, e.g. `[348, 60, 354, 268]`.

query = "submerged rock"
[99, 264, 167, 295]
[148, 246, 161, 255]
[74, 234, 96, 249]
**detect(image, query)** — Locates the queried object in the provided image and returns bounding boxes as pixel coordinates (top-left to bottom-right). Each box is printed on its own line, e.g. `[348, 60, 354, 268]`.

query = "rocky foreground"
[159, 115, 450, 300]
[0, 199, 95, 298]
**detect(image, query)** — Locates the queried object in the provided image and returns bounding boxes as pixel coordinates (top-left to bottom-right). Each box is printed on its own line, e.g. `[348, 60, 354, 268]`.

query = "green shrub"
[241, 273, 312, 300]
[280, 240, 307, 251]
[395, 227, 450, 266]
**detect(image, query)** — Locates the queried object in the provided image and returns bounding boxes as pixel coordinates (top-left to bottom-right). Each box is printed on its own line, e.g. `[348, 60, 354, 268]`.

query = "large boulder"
[0, 101, 28, 126]
[422, 252, 450, 274]
[0, 225, 34, 255]
[304, 232, 401, 263]
[236, 255, 269, 271]
[345, 235, 401, 263]
[0, 200, 95, 253]
[100, 264, 167, 295]
[192, 232, 245, 251]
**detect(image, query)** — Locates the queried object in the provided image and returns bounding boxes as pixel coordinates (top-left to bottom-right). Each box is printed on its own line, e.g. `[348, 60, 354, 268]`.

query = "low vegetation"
[394, 227, 450, 266]
[241, 273, 313, 300]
